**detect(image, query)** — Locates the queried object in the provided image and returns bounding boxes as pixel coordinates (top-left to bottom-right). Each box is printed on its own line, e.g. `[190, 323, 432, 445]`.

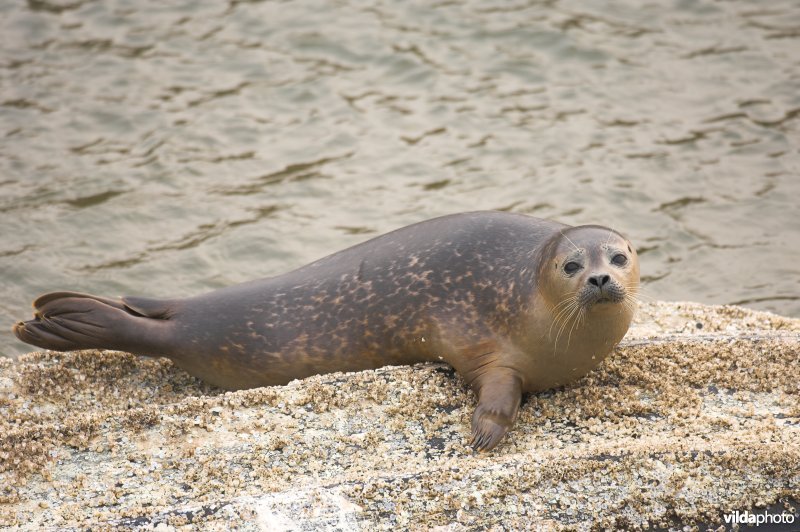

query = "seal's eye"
[563, 261, 581, 275]
[611, 254, 628, 266]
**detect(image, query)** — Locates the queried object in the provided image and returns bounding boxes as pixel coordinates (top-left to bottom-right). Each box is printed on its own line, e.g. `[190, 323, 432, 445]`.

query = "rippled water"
[1, 0, 799, 357]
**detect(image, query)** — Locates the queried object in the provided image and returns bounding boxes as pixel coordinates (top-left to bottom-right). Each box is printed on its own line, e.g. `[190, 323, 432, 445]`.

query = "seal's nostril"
[588, 274, 611, 287]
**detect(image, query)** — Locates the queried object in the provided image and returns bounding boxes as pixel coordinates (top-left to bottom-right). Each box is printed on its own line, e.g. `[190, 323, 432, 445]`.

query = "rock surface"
[1, 301, 798, 530]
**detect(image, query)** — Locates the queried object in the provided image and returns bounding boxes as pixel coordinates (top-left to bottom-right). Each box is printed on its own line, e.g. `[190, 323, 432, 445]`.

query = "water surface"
[1, 0, 799, 357]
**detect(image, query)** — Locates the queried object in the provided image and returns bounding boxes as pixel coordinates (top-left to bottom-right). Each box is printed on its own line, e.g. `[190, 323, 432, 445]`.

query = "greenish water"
[1, 0, 798, 358]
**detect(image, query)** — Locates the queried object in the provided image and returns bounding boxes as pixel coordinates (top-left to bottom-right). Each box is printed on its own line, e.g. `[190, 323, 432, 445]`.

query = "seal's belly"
[170, 298, 432, 388]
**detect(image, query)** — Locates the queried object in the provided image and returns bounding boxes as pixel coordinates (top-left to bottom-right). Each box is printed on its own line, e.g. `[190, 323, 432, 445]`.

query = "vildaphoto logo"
[723, 509, 796, 526]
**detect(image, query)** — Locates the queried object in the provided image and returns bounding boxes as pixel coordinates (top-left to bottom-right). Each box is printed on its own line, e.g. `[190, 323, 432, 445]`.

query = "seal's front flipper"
[469, 369, 523, 452]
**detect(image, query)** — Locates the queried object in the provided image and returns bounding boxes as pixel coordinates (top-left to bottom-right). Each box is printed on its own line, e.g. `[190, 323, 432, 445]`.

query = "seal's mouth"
[581, 289, 625, 307]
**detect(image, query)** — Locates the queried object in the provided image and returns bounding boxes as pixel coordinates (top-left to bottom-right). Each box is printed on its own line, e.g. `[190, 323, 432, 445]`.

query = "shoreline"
[1, 301, 799, 529]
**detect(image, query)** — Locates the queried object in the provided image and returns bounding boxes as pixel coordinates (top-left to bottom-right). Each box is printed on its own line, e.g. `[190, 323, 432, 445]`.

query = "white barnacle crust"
[0, 301, 798, 529]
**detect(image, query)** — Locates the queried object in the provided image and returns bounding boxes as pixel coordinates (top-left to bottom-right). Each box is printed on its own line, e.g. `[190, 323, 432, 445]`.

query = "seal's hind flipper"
[14, 319, 84, 351]
[14, 292, 171, 355]
[33, 291, 126, 311]
[16, 294, 118, 352]
[122, 296, 175, 320]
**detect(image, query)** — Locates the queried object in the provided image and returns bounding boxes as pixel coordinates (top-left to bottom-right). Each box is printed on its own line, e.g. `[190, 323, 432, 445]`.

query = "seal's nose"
[588, 274, 610, 287]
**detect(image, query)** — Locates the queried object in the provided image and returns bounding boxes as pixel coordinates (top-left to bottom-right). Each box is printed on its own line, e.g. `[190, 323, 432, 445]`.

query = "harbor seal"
[13, 211, 639, 451]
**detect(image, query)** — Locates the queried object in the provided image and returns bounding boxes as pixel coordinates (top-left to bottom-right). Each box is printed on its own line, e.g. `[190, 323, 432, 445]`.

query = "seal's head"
[540, 225, 640, 320]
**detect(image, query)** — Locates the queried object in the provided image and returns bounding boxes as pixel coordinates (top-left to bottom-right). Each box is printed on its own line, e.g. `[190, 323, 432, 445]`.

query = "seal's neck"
[526, 293, 634, 357]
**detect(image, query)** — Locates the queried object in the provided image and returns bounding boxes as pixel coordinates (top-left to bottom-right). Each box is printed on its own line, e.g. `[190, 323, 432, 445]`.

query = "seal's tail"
[13, 291, 174, 355]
